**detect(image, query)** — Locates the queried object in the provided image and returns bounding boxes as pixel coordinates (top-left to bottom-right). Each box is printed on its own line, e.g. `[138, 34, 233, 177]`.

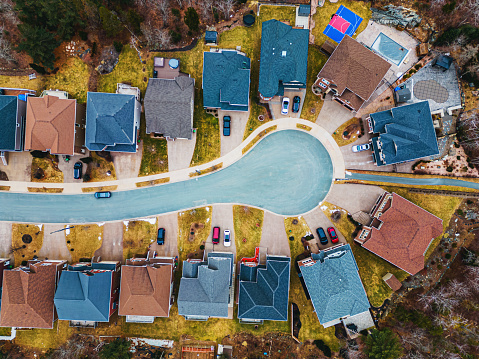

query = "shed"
[432, 54, 453, 71]
[383, 273, 402, 291]
[394, 87, 411, 103]
[298, 5, 311, 17]
[205, 31, 218, 45]
[320, 40, 336, 57]
[416, 43, 428, 57]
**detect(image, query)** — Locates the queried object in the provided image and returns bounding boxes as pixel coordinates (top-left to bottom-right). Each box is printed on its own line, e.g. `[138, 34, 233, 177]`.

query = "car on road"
[94, 191, 111, 199]
[223, 116, 231, 136]
[212, 226, 220, 244]
[327, 227, 339, 243]
[351, 143, 371, 153]
[292, 96, 301, 113]
[281, 97, 290, 115]
[157, 228, 165, 245]
[316, 227, 328, 245]
[73, 162, 82, 179]
[224, 230, 231, 247]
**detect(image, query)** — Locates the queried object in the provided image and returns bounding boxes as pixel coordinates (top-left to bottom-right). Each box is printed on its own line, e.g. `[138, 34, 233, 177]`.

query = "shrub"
[442, 1, 456, 14]
[454, 142, 460, 148]
[29, 63, 47, 74]
[457, 156, 461, 160]
[172, 8, 181, 18]
[170, 30, 182, 44]
[80, 157, 93, 164]
[457, 209, 464, 216]
[437, 264, 443, 269]
[99, 6, 123, 37]
[113, 41, 123, 53]
[313, 340, 331, 357]
[445, 253, 452, 259]
[79, 31, 88, 41]
[446, 166, 453, 172]
[100, 338, 132, 359]
[467, 199, 473, 204]
[127, 9, 144, 35]
[199, 244, 205, 250]
[364, 329, 402, 359]
[184, 7, 199, 32]
[92, 42, 97, 56]
[415, 64, 421, 70]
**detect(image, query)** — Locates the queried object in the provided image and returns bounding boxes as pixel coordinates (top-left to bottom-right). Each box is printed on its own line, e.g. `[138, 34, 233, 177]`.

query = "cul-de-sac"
[0, 0, 477, 358]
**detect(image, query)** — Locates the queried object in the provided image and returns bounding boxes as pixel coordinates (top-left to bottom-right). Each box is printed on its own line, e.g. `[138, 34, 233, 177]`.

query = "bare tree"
[0, 0, 18, 24]
[215, 0, 235, 19]
[459, 0, 479, 26]
[153, 0, 170, 25]
[201, 0, 214, 20]
[418, 287, 459, 313]
[0, 27, 14, 62]
[141, 22, 171, 49]
[175, 0, 183, 6]
[466, 266, 479, 292]
[446, 279, 471, 298]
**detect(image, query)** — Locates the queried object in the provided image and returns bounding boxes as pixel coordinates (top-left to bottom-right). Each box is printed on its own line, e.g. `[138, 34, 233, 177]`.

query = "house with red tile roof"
[354, 192, 443, 275]
[0, 260, 67, 329]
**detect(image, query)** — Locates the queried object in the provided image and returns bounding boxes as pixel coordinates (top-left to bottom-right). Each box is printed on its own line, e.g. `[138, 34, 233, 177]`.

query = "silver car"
[351, 143, 371, 153]
[281, 97, 290, 115]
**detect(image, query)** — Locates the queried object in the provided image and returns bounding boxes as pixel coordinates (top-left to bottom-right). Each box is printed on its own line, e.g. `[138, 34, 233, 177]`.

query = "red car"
[328, 227, 339, 243]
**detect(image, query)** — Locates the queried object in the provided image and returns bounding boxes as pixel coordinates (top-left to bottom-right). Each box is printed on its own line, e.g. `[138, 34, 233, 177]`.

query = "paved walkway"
[0, 222, 11, 258]
[0, 118, 346, 193]
[94, 222, 123, 261]
[167, 133, 197, 171]
[38, 225, 72, 261]
[260, 212, 290, 257]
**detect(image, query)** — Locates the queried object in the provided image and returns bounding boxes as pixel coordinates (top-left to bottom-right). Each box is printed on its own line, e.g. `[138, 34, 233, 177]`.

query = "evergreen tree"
[99, 6, 123, 37]
[99, 338, 132, 359]
[364, 329, 403, 359]
[16, 25, 58, 70]
[184, 7, 199, 32]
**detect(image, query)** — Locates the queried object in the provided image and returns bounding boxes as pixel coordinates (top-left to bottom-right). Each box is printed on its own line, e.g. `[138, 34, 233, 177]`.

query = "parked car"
[351, 143, 371, 153]
[212, 226, 220, 244]
[94, 191, 111, 199]
[281, 97, 290, 115]
[157, 228, 165, 245]
[223, 116, 231, 136]
[316, 227, 328, 245]
[327, 227, 339, 243]
[73, 161, 82, 179]
[292, 96, 301, 113]
[224, 230, 231, 247]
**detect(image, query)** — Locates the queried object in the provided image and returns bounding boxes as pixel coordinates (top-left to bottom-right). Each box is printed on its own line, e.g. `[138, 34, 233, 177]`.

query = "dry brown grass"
[136, 177, 170, 187]
[27, 187, 64, 193]
[31, 157, 63, 183]
[189, 163, 223, 177]
[65, 225, 103, 263]
[242, 126, 277, 155]
[81, 185, 118, 193]
[0, 186, 11, 191]
[12, 224, 44, 266]
[177, 207, 213, 262]
[84, 152, 117, 182]
[233, 205, 264, 261]
[332, 117, 363, 146]
[123, 219, 157, 259]
[296, 124, 312, 131]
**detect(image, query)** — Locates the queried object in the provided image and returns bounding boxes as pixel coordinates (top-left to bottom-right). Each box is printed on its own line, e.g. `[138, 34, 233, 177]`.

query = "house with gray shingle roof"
[144, 76, 195, 140]
[0, 94, 27, 152]
[85, 91, 141, 152]
[298, 244, 373, 334]
[177, 252, 234, 321]
[202, 50, 251, 112]
[258, 20, 309, 101]
[370, 101, 439, 166]
[238, 255, 290, 323]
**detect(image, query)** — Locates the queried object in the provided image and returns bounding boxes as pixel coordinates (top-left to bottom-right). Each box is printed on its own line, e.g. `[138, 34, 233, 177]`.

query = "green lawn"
[300, 46, 327, 122]
[311, 0, 371, 47]
[138, 114, 168, 176]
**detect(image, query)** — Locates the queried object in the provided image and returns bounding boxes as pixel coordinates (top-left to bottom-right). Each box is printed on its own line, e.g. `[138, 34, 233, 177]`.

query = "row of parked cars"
[316, 226, 338, 245]
[212, 226, 231, 246]
[281, 96, 301, 115]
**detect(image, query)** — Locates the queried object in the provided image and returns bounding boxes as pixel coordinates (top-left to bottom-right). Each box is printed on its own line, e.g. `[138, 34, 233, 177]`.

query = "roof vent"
[169, 58, 179, 69]
[281, 51, 287, 57]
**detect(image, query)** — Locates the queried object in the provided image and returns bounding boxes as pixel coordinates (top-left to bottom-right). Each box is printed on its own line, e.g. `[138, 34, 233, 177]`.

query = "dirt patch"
[189, 222, 204, 242]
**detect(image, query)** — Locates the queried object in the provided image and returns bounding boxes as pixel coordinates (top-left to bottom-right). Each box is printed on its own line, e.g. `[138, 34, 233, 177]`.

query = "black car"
[94, 191, 111, 199]
[73, 161, 82, 179]
[292, 96, 301, 113]
[157, 228, 165, 245]
[223, 116, 231, 136]
[316, 227, 328, 245]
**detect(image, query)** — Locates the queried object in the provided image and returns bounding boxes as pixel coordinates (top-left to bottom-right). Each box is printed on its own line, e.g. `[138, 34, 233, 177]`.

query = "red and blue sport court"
[323, 5, 363, 43]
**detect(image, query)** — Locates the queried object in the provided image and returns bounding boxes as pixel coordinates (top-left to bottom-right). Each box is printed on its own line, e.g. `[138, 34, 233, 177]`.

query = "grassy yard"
[31, 157, 63, 183]
[189, 163, 223, 177]
[11, 224, 44, 266]
[15, 321, 72, 350]
[177, 207, 213, 261]
[233, 205, 264, 261]
[332, 117, 362, 146]
[136, 177, 170, 187]
[27, 187, 63, 193]
[242, 125, 277, 155]
[65, 225, 103, 263]
[300, 46, 327, 122]
[138, 113, 169, 177]
[296, 123, 312, 131]
[123, 219, 157, 259]
[81, 185, 118, 193]
[85, 152, 117, 182]
[311, 0, 371, 47]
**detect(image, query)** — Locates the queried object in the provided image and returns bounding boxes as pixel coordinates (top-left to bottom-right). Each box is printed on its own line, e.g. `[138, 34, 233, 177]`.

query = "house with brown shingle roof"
[119, 256, 176, 323]
[313, 36, 391, 112]
[0, 259, 67, 329]
[354, 192, 443, 275]
[25, 95, 77, 155]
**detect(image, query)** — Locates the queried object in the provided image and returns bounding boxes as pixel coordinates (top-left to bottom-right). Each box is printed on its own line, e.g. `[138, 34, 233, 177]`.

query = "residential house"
[54, 261, 121, 327]
[119, 256, 176, 323]
[0, 260, 67, 329]
[258, 20, 309, 101]
[298, 244, 374, 336]
[202, 49, 251, 112]
[369, 101, 439, 166]
[144, 76, 195, 140]
[85, 90, 141, 152]
[354, 192, 443, 275]
[237, 254, 290, 323]
[314, 35, 390, 112]
[177, 252, 234, 320]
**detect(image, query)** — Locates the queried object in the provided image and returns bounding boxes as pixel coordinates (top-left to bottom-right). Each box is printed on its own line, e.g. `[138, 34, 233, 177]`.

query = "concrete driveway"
[151, 213, 179, 258]
[259, 211, 290, 257]
[111, 141, 143, 179]
[95, 222, 123, 262]
[218, 109, 249, 156]
[303, 206, 346, 252]
[316, 98, 354, 134]
[341, 138, 377, 170]
[0, 222, 12, 258]
[39, 225, 72, 261]
[1, 151, 33, 182]
[269, 90, 306, 120]
[326, 183, 384, 216]
[167, 133, 197, 171]
[207, 204, 236, 254]
[57, 154, 89, 183]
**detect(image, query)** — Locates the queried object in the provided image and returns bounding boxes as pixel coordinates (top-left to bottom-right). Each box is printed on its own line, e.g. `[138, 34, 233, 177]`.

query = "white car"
[223, 230, 231, 247]
[352, 143, 371, 153]
[281, 97, 290, 115]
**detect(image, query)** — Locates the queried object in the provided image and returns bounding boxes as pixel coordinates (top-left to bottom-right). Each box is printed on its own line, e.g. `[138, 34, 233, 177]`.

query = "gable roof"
[0, 95, 19, 151]
[0, 261, 64, 329]
[299, 244, 370, 325]
[144, 76, 195, 139]
[119, 263, 173, 317]
[370, 101, 439, 166]
[259, 20, 309, 99]
[25, 96, 76, 155]
[360, 192, 443, 275]
[203, 50, 251, 112]
[177, 252, 234, 318]
[205, 31, 218, 43]
[54, 269, 113, 322]
[317, 36, 390, 111]
[85, 92, 137, 152]
[238, 256, 290, 321]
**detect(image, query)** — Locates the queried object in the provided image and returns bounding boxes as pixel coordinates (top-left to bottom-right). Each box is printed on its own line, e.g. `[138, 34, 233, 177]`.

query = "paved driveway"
[303, 206, 346, 252]
[326, 183, 384, 216]
[218, 109, 249, 156]
[316, 99, 353, 134]
[0, 222, 11, 258]
[269, 90, 306, 120]
[168, 133, 197, 171]
[2, 151, 32, 182]
[207, 204, 236, 254]
[39, 225, 72, 261]
[111, 142, 143, 179]
[95, 222, 123, 262]
[57, 155, 85, 183]
[259, 211, 290, 257]
[151, 213, 179, 258]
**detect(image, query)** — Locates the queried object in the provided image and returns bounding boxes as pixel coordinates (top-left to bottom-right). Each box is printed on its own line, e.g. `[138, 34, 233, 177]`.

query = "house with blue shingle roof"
[258, 20, 309, 101]
[85, 91, 141, 152]
[298, 244, 374, 334]
[0, 94, 27, 153]
[238, 255, 290, 323]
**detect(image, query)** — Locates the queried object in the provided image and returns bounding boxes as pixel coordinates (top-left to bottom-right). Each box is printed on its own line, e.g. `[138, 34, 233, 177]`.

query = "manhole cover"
[22, 234, 32, 244]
